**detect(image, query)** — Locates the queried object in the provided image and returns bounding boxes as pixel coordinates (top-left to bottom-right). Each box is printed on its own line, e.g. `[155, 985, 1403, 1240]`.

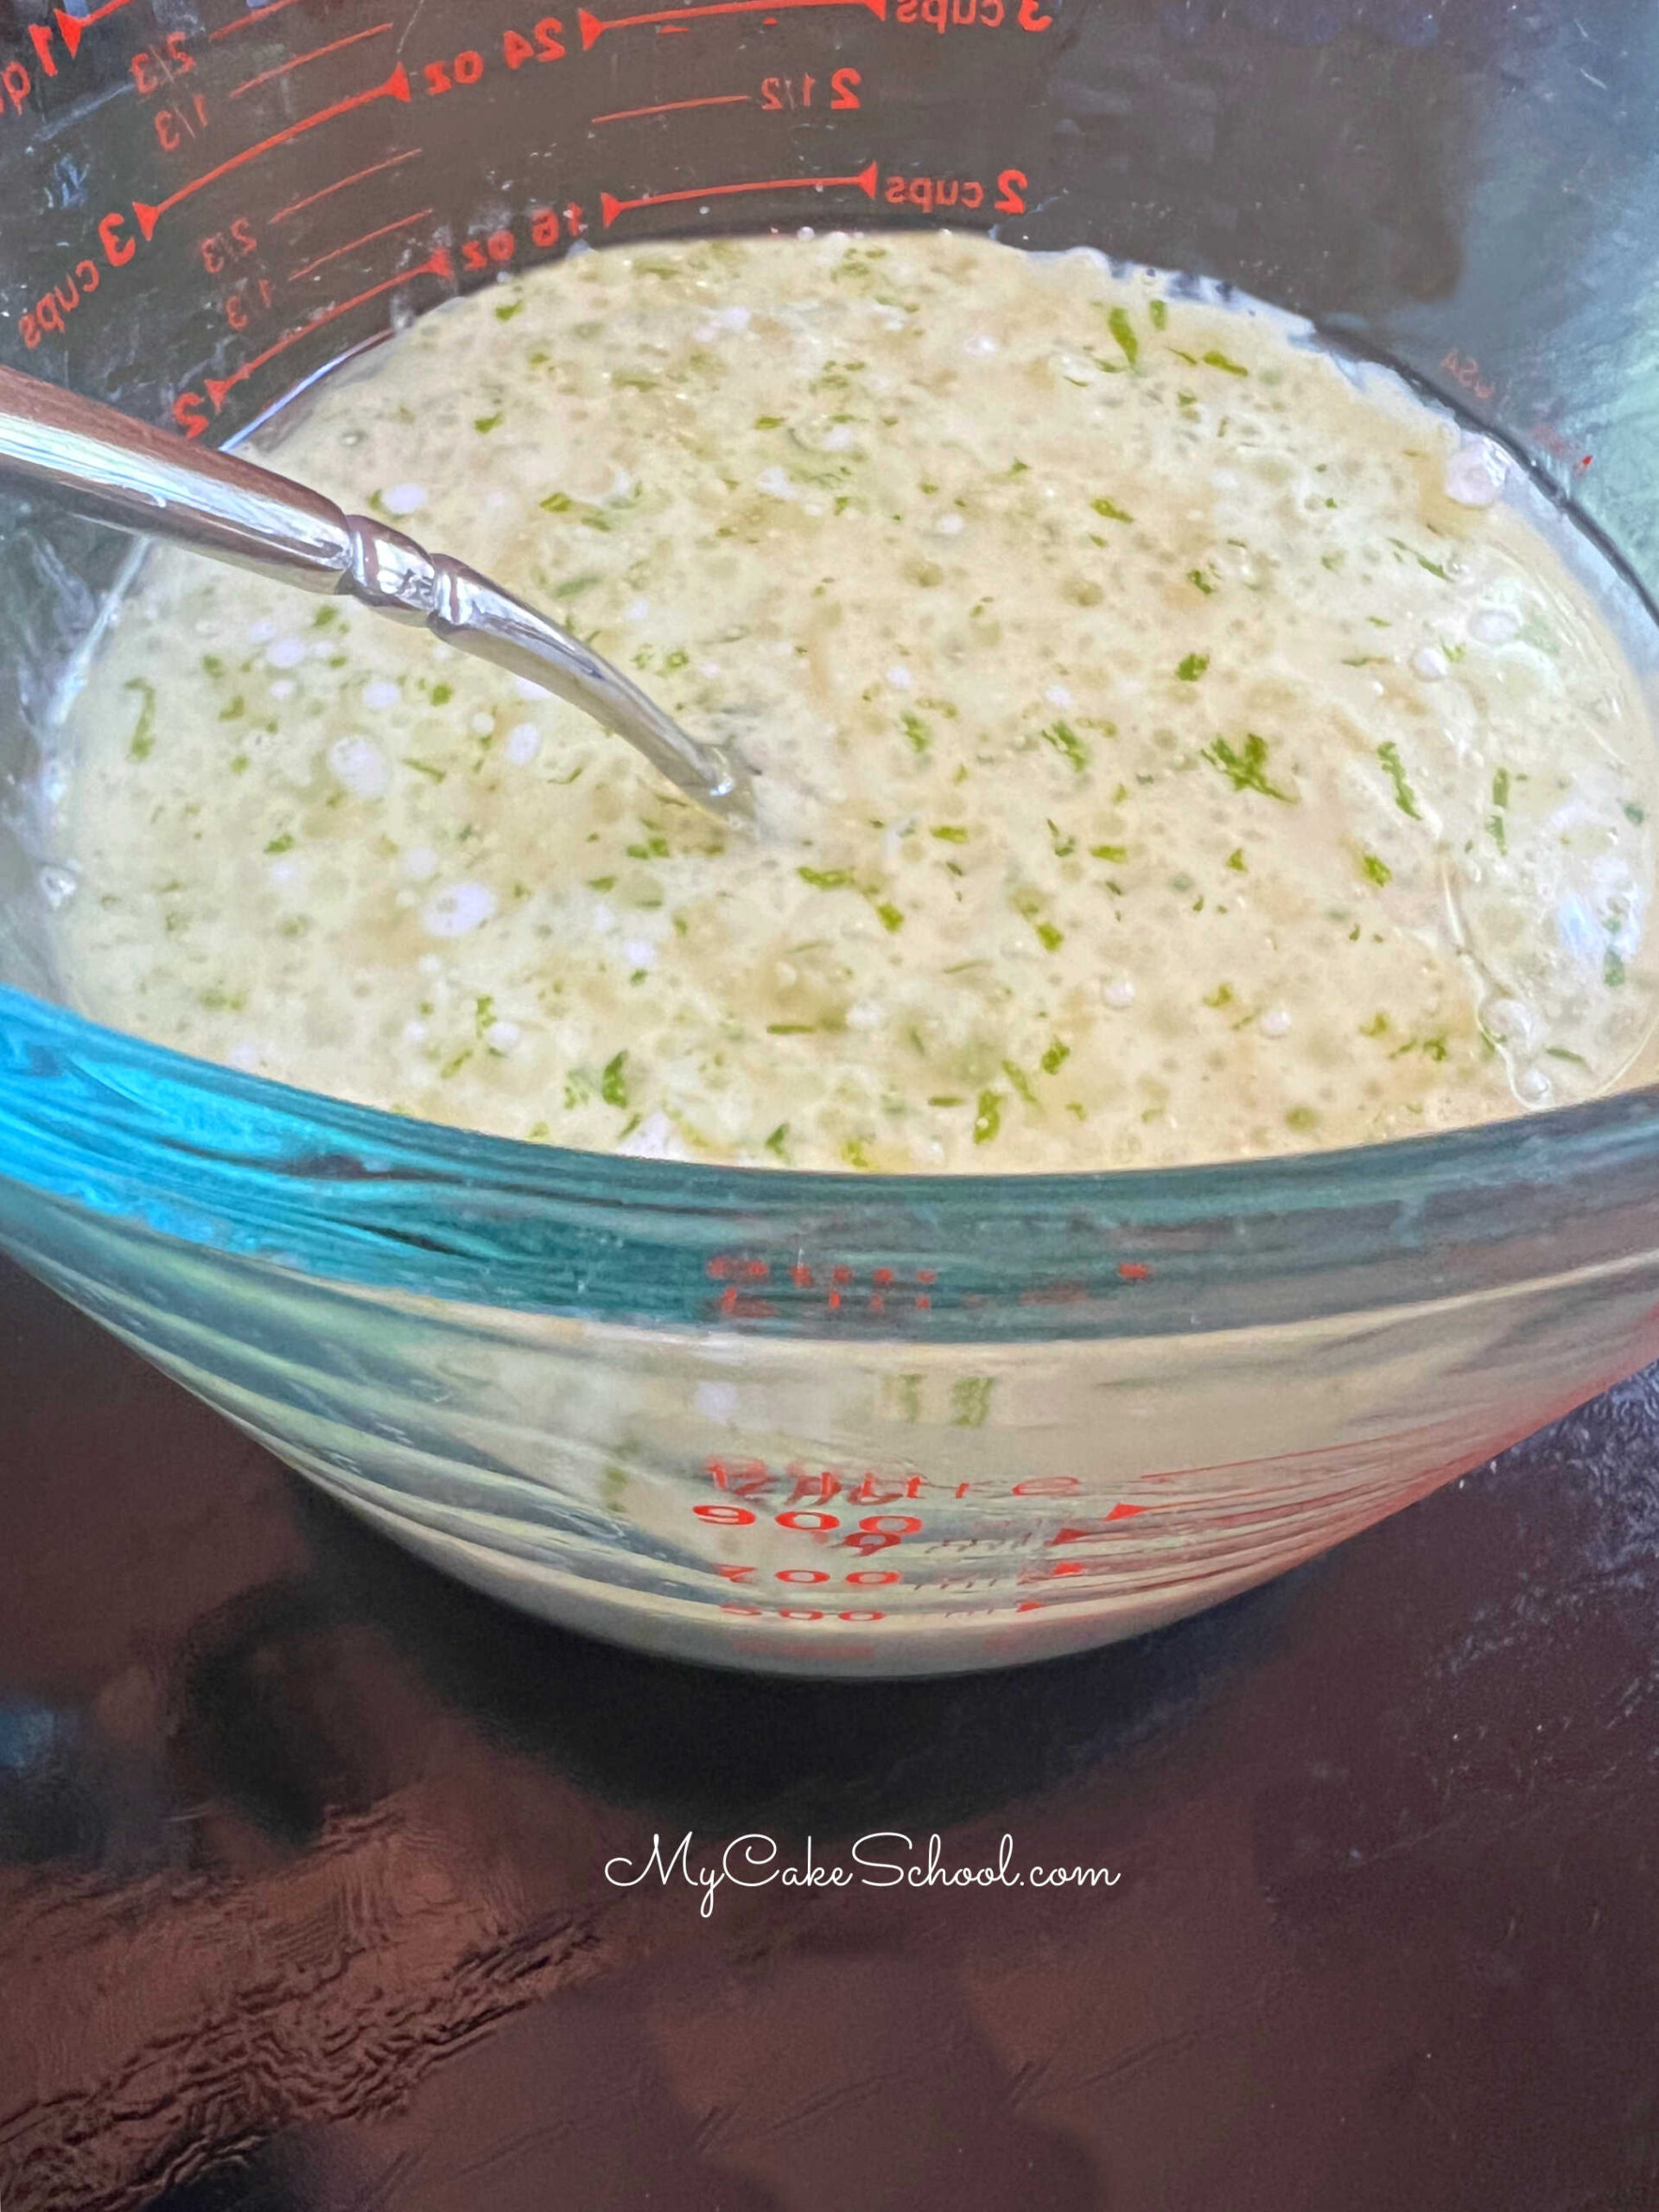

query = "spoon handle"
[0, 365, 751, 825]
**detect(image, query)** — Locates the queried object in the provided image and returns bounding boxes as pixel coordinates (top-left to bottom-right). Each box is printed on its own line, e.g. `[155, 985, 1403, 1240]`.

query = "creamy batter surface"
[54, 230, 1659, 1169]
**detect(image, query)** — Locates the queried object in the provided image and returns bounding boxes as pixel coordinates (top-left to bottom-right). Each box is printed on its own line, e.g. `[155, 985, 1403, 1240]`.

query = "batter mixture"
[53, 230, 1659, 1170]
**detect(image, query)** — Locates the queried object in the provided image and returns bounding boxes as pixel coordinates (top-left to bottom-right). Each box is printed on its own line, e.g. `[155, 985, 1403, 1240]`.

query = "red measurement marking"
[203, 245, 451, 412]
[54, 0, 135, 58]
[231, 24, 392, 99]
[601, 159, 878, 225]
[271, 149, 423, 226]
[288, 207, 433, 283]
[579, 0, 883, 46]
[592, 90, 752, 123]
[1117, 1261, 1151, 1281]
[210, 0, 312, 38]
[134, 65, 412, 239]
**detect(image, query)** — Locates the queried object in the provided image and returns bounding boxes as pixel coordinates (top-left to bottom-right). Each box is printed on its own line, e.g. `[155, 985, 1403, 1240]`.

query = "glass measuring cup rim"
[6, 983, 1659, 1341]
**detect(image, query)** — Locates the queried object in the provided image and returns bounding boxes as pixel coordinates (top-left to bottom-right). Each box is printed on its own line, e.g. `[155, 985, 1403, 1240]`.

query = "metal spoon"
[0, 365, 753, 828]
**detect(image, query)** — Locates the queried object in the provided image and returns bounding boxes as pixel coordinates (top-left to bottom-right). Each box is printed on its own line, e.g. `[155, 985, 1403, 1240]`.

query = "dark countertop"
[4, 1248, 1659, 2212]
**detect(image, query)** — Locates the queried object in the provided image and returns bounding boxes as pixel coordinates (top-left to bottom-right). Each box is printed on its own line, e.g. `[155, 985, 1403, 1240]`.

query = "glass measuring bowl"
[3, 0, 1659, 1678]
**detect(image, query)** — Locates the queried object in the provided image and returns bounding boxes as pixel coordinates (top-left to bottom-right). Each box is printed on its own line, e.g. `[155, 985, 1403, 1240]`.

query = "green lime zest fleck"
[1202, 733, 1296, 803]
[928, 1094, 965, 1107]
[1360, 1012, 1389, 1037]
[1149, 298, 1168, 331]
[766, 1023, 818, 1034]
[1036, 920, 1065, 951]
[1040, 1040, 1071, 1076]
[972, 1091, 1002, 1145]
[1547, 1047, 1590, 1068]
[201, 653, 226, 676]
[1362, 850, 1392, 886]
[1186, 569, 1216, 594]
[931, 824, 969, 843]
[1605, 949, 1628, 987]
[1624, 802, 1646, 825]
[1107, 305, 1139, 365]
[874, 900, 905, 934]
[754, 414, 785, 429]
[1040, 720, 1089, 773]
[903, 710, 931, 756]
[798, 866, 855, 890]
[474, 412, 504, 434]
[1091, 496, 1133, 523]
[1204, 348, 1249, 375]
[1225, 847, 1246, 872]
[264, 832, 295, 855]
[1090, 842, 1128, 862]
[1002, 1060, 1037, 1105]
[1493, 769, 1511, 810]
[765, 1123, 790, 1156]
[1176, 652, 1209, 682]
[494, 301, 523, 321]
[125, 678, 156, 761]
[1203, 982, 1235, 1008]
[951, 1376, 995, 1427]
[403, 757, 446, 783]
[842, 1137, 874, 1171]
[601, 1051, 630, 1108]
[428, 683, 454, 706]
[1421, 1034, 1449, 1063]
[1376, 741, 1421, 819]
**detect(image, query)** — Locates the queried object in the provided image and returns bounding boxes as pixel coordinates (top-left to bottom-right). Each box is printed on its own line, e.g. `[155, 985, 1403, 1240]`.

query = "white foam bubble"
[1470, 607, 1520, 646]
[1444, 439, 1507, 509]
[327, 736, 390, 801]
[421, 881, 498, 938]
